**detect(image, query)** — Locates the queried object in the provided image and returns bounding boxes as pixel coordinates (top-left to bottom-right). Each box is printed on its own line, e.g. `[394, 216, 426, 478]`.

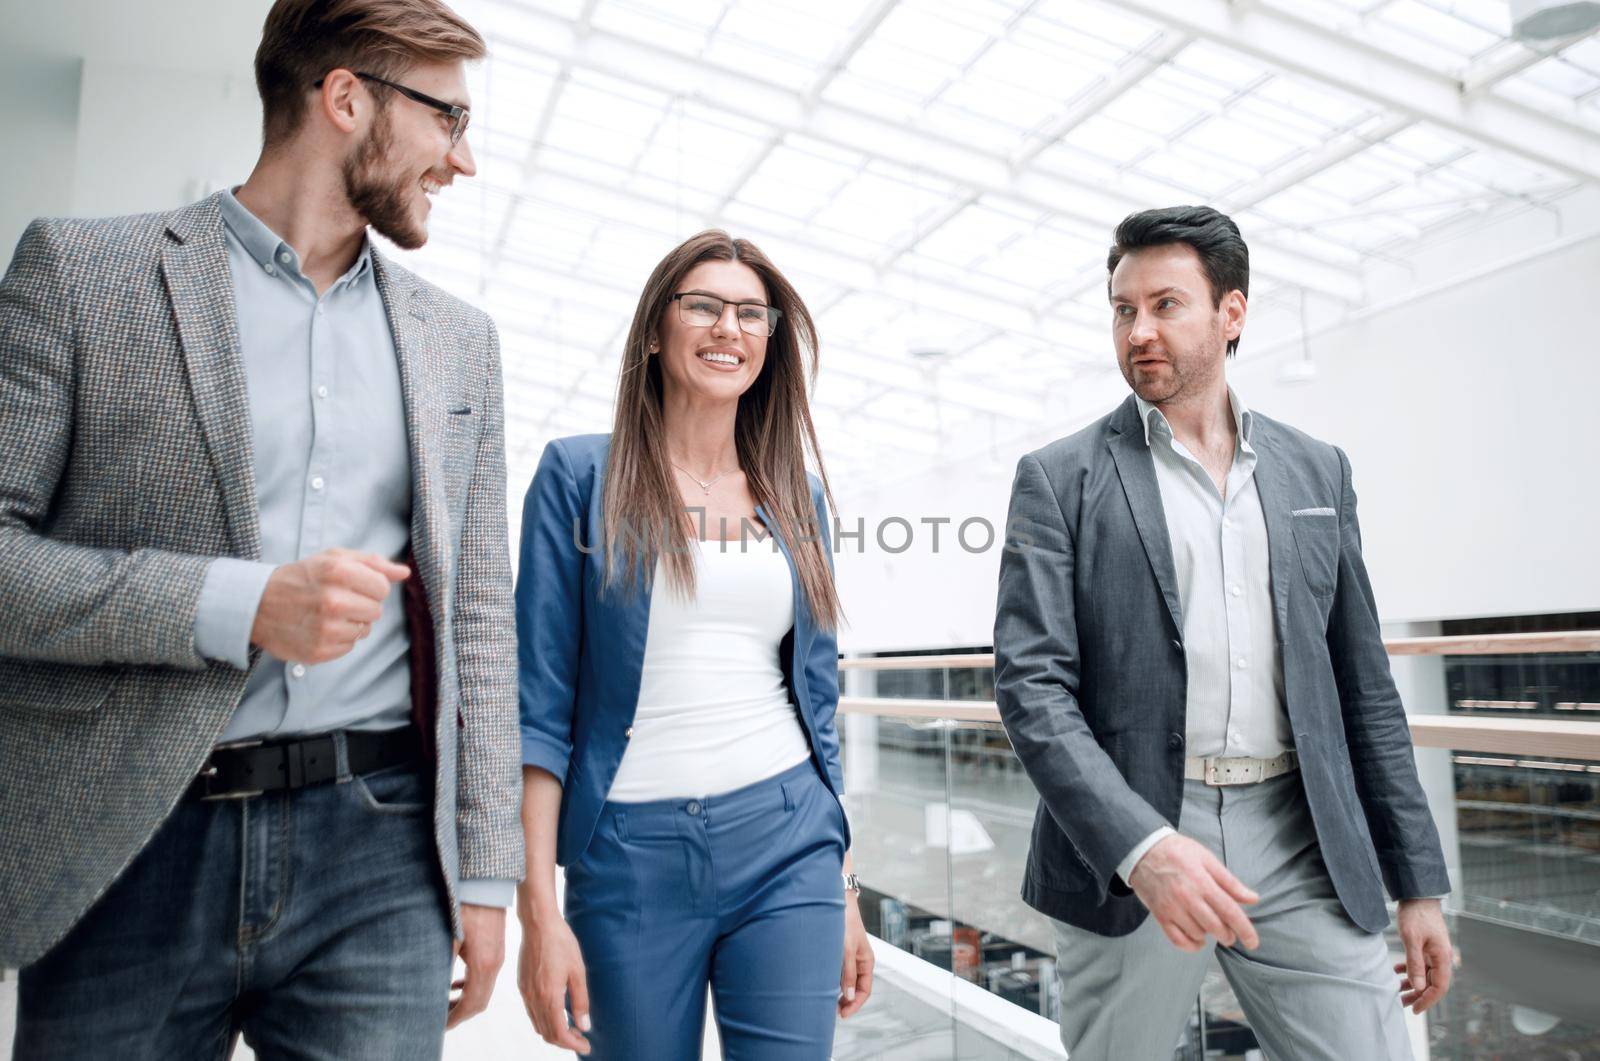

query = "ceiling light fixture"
[1510, 0, 1600, 40]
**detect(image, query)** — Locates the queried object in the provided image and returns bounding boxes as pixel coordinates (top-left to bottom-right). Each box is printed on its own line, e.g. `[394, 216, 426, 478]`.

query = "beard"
[1121, 318, 1227, 404]
[342, 108, 428, 251]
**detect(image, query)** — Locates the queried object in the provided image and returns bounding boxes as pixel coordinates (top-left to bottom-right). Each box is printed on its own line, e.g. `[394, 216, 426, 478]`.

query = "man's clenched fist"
[250, 548, 411, 664]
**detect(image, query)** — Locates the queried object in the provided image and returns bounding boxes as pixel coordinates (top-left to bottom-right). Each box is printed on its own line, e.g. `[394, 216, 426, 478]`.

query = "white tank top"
[604, 541, 813, 803]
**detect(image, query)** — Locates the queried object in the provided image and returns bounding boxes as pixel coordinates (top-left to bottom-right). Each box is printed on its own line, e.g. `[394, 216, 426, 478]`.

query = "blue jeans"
[13, 746, 453, 1060]
[566, 759, 847, 1060]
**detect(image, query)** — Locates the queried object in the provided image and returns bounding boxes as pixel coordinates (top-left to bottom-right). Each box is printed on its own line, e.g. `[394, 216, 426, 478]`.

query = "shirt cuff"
[193, 558, 277, 669]
[457, 878, 517, 908]
[520, 731, 571, 784]
[1116, 826, 1177, 887]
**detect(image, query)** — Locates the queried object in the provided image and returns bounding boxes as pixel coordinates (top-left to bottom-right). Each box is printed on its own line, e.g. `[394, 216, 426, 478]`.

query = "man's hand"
[518, 905, 592, 1055]
[1129, 834, 1260, 952]
[838, 895, 874, 1019]
[1394, 898, 1453, 1014]
[448, 903, 507, 1030]
[250, 548, 409, 664]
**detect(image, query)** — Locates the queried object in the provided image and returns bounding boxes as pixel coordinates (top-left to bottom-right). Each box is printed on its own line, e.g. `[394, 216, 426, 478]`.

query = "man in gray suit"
[0, 1, 521, 1056]
[994, 206, 1454, 1060]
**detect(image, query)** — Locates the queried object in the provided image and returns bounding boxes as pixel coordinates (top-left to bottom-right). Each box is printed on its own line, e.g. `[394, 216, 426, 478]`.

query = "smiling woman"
[604, 229, 837, 617]
[513, 229, 874, 1060]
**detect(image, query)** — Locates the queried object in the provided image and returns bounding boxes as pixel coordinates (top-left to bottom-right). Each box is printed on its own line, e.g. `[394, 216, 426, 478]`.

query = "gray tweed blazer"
[0, 192, 523, 968]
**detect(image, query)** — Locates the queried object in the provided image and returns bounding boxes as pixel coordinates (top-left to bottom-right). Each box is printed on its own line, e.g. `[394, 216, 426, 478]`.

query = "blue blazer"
[516, 434, 848, 866]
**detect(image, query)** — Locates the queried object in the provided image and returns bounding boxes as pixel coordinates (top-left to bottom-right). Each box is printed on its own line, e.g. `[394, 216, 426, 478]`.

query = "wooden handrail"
[838, 630, 1600, 671]
[1384, 631, 1600, 655]
[838, 698, 1600, 761]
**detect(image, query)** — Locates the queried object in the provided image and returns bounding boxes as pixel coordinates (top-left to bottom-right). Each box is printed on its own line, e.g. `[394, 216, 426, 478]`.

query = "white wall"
[0, 0, 267, 231]
[70, 60, 262, 219]
[833, 227, 1600, 654]
[0, 53, 83, 261]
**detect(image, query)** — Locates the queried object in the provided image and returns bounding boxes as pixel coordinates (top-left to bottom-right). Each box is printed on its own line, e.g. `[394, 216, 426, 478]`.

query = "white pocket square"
[1292, 507, 1336, 517]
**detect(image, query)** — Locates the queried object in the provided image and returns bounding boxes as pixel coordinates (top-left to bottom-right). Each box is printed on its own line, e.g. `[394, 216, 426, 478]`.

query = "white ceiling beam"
[485, 0, 600, 273]
[701, 0, 904, 218]
[482, 4, 1365, 301]
[1218, 27, 1584, 216]
[1011, 31, 1194, 169]
[470, 160, 1113, 352]
[1217, 114, 1415, 214]
[802, 0, 904, 108]
[872, 190, 979, 273]
[1113, 0, 1600, 184]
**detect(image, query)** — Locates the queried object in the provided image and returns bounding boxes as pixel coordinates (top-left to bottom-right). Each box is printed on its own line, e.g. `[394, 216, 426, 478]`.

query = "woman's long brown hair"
[601, 229, 841, 630]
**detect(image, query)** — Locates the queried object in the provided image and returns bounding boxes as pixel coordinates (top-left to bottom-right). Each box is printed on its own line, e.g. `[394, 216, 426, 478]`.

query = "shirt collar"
[219, 187, 373, 285]
[1133, 385, 1254, 448]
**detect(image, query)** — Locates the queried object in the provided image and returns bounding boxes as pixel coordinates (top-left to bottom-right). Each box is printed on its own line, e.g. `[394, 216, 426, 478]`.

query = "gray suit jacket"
[0, 193, 522, 968]
[994, 395, 1449, 937]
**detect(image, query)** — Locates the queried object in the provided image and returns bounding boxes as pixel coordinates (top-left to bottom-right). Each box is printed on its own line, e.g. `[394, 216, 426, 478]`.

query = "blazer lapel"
[159, 194, 261, 559]
[1245, 420, 1295, 642]
[374, 254, 448, 606]
[1105, 397, 1184, 635]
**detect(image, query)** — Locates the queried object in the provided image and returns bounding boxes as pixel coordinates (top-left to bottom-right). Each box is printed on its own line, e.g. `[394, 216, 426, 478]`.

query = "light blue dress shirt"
[192, 190, 509, 907]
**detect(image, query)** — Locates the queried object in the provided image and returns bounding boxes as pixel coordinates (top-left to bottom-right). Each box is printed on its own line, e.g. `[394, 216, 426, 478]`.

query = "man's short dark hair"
[1107, 205, 1250, 357]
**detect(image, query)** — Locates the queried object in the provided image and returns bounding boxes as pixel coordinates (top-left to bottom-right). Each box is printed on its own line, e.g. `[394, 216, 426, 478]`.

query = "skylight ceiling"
[397, 0, 1600, 493]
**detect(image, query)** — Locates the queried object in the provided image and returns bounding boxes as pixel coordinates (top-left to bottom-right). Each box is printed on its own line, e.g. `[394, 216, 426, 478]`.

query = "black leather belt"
[186, 727, 421, 801]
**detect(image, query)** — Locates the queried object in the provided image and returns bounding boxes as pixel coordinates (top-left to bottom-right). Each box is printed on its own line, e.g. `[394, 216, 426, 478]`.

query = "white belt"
[1184, 750, 1298, 786]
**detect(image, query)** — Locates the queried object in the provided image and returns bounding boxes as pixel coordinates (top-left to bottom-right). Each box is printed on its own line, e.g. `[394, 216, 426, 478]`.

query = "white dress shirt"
[1116, 386, 1293, 884]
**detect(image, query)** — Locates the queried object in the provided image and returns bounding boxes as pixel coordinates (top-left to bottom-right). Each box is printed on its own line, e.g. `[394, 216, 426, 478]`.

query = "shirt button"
[316, 304, 325, 315]
[278, 250, 292, 264]
[262, 263, 275, 275]
[686, 801, 702, 816]
[290, 664, 306, 679]
[316, 385, 329, 399]
[1236, 657, 1248, 669]
[1230, 585, 1242, 597]
[310, 475, 325, 491]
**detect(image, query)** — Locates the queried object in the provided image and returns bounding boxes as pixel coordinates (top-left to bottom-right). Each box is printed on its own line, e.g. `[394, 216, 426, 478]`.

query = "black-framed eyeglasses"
[670, 292, 782, 338]
[313, 71, 470, 145]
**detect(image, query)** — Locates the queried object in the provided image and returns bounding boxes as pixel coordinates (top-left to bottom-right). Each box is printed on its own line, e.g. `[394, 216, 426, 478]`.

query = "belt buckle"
[1205, 759, 1221, 786]
[198, 739, 266, 801]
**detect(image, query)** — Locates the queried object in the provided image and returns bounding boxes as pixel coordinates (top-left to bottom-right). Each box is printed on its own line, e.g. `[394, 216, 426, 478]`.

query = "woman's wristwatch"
[842, 872, 861, 895]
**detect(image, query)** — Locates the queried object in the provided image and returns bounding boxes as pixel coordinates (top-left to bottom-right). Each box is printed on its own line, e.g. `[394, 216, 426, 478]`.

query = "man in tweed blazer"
[0, 1, 521, 1057]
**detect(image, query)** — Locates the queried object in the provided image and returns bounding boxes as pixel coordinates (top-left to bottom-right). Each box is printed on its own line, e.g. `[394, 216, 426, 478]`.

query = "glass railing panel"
[939, 717, 1074, 1059]
[839, 638, 1600, 1059]
[1410, 748, 1600, 1058]
[835, 709, 958, 1058]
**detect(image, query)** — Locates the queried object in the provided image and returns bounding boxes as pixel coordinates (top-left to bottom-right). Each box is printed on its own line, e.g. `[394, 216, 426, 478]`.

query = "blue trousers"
[13, 750, 453, 1060]
[566, 759, 847, 1060]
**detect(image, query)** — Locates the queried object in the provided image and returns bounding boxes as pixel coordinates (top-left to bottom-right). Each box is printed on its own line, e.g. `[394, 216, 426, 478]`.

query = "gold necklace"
[671, 461, 735, 496]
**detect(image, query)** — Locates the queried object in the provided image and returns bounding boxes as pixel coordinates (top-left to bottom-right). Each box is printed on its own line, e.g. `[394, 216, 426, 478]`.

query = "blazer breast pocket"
[1290, 509, 1338, 598]
[441, 406, 477, 499]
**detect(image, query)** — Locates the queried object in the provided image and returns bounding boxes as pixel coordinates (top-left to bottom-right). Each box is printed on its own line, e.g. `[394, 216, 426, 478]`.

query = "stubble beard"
[342, 108, 428, 251]
[1123, 317, 1228, 407]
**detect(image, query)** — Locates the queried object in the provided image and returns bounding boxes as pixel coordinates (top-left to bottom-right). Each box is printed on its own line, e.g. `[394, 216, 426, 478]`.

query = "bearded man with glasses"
[0, 1, 521, 1057]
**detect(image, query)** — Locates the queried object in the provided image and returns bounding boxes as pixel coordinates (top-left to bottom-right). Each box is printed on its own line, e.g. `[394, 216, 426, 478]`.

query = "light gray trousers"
[1052, 771, 1411, 1061]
